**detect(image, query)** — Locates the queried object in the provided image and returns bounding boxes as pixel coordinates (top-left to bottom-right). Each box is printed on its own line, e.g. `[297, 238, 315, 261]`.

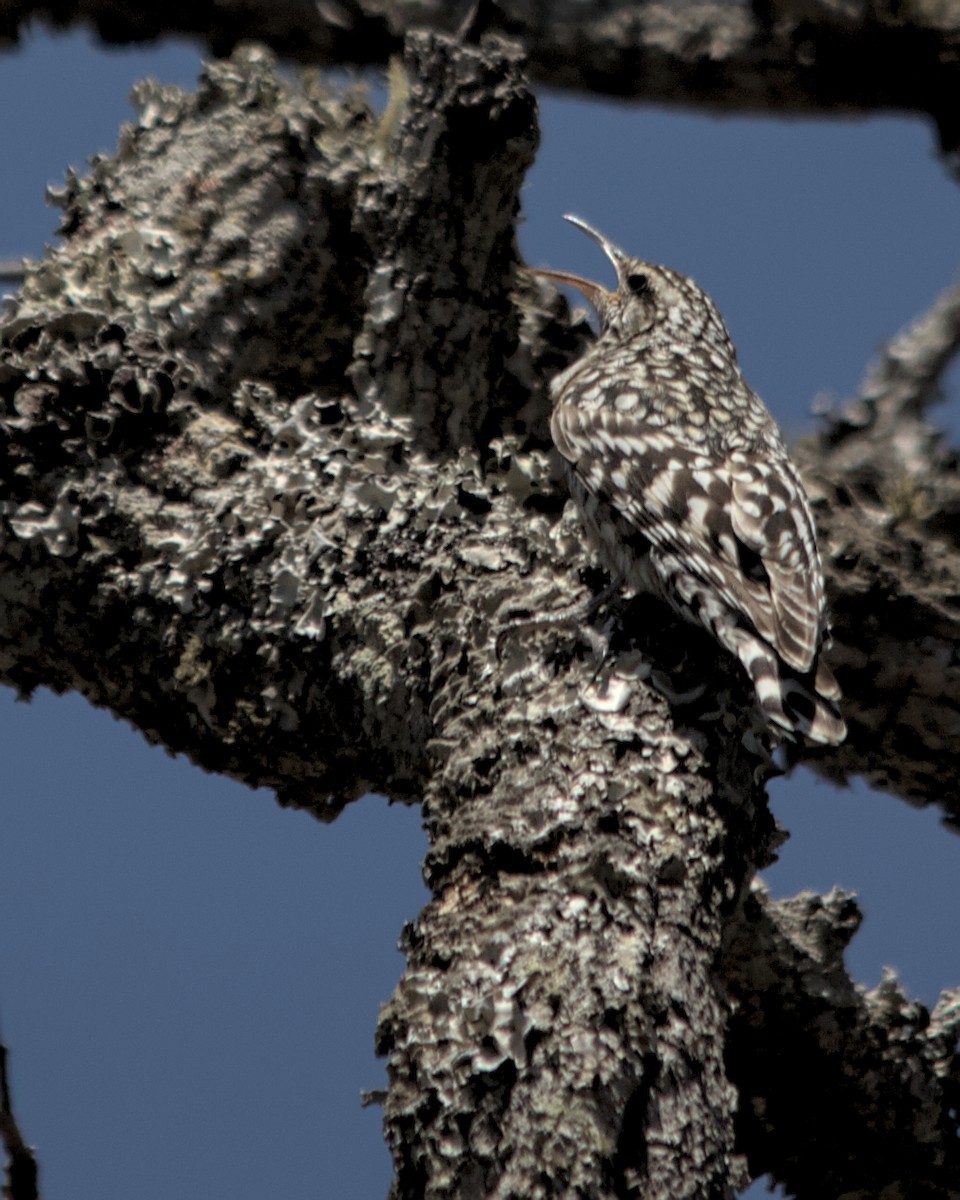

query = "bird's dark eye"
[626, 272, 649, 296]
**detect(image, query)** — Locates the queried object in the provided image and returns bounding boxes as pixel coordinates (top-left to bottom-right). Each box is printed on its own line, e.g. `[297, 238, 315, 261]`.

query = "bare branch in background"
[797, 283, 960, 814]
[0, 1039, 39, 1200]
[3, 1, 960, 160]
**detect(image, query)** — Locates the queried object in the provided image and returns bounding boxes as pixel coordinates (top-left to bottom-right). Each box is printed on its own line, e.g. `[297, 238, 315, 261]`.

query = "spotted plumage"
[538, 215, 845, 745]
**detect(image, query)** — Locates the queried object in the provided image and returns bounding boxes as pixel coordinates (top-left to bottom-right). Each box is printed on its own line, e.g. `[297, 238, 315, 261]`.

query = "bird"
[534, 215, 846, 746]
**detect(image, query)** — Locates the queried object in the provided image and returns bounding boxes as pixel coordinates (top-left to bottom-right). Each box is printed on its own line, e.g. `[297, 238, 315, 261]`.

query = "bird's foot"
[495, 579, 620, 664]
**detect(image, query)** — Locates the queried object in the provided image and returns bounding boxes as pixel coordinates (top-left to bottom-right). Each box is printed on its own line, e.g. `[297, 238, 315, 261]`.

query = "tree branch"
[4, 1, 960, 158]
[795, 283, 960, 819]
[0, 1040, 39, 1200]
[723, 886, 960, 1198]
[0, 37, 772, 1198]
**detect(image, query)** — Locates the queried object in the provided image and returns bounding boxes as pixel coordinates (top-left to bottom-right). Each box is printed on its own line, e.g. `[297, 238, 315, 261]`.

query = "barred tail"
[737, 635, 846, 746]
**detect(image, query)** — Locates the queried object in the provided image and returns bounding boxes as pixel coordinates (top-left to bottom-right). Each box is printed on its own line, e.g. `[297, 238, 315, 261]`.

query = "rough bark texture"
[1, 23, 959, 1200]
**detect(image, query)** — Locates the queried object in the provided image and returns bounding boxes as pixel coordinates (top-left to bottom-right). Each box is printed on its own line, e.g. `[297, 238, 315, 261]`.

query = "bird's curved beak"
[530, 214, 621, 310]
[530, 266, 610, 310]
[562, 214, 624, 275]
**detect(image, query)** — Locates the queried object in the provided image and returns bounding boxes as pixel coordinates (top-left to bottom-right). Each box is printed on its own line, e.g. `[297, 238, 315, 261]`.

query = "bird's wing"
[551, 402, 823, 672]
[725, 454, 823, 672]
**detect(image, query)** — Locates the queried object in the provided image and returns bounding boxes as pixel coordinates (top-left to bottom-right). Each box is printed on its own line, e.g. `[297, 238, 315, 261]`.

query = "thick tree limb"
[0, 36, 769, 1199]
[4, 1, 960, 157]
[1, 34, 958, 1200]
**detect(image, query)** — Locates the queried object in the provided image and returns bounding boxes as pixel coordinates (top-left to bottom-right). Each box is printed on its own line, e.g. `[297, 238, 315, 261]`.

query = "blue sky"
[1, 27, 957, 1200]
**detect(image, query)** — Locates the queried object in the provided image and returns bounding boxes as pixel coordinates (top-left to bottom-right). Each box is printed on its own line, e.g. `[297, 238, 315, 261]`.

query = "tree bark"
[1, 28, 958, 1200]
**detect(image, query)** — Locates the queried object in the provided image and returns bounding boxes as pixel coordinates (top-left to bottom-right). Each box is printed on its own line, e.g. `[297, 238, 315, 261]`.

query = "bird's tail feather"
[738, 636, 846, 746]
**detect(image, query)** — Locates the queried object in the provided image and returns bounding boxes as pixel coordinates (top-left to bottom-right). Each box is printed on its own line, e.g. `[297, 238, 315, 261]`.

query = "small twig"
[0, 1040, 39, 1200]
[833, 280, 960, 435]
[862, 280, 960, 415]
[0, 261, 26, 287]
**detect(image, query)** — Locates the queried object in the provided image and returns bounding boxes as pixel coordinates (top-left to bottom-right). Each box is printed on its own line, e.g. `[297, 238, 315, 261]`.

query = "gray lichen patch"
[12, 45, 374, 395]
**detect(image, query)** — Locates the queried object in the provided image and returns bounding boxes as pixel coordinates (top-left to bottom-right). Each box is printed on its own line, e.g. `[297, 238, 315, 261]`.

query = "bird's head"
[534, 215, 726, 348]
